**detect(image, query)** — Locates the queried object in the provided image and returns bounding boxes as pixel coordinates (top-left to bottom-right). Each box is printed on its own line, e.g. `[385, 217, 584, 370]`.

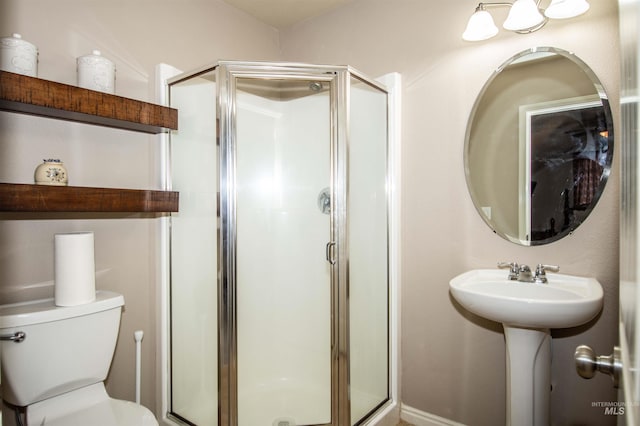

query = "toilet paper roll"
[54, 232, 96, 306]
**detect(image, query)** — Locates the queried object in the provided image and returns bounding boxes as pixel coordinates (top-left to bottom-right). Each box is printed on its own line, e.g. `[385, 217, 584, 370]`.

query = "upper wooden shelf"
[0, 70, 178, 134]
[0, 183, 179, 213]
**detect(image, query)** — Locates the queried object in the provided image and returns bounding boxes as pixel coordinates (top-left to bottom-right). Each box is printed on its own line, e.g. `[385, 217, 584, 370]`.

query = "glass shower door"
[169, 70, 219, 425]
[348, 75, 389, 425]
[231, 76, 333, 426]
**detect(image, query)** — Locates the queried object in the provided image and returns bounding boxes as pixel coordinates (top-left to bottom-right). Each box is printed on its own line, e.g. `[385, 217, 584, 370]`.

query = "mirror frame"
[464, 47, 614, 246]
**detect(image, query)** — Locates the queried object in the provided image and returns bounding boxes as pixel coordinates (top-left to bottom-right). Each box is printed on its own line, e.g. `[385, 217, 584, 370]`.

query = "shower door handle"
[326, 242, 336, 265]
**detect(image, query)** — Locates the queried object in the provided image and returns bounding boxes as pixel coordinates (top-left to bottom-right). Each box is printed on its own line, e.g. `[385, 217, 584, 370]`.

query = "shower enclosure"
[163, 61, 397, 426]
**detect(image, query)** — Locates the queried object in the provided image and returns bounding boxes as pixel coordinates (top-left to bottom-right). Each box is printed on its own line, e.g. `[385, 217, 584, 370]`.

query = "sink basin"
[449, 269, 603, 329]
[449, 268, 604, 426]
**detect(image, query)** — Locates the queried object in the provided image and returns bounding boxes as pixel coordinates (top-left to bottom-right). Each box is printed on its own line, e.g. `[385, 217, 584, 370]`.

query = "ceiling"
[222, 0, 354, 28]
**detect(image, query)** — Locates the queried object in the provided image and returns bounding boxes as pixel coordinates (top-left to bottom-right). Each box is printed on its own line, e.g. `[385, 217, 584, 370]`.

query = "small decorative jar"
[77, 50, 115, 94]
[0, 33, 38, 77]
[34, 159, 68, 186]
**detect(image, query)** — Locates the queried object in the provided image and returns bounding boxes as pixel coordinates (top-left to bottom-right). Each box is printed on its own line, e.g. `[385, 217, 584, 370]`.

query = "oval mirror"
[464, 47, 614, 246]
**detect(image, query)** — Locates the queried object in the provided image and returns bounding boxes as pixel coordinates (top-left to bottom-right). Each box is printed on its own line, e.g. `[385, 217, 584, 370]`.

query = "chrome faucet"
[533, 264, 560, 283]
[498, 262, 560, 283]
[497, 262, 519, 280]
[518, 264, 534, 282]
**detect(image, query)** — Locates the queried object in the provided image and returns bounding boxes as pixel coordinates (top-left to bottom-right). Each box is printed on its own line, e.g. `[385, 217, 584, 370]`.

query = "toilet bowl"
[0, 291, 158, 426]
[23, 383, 157, 426]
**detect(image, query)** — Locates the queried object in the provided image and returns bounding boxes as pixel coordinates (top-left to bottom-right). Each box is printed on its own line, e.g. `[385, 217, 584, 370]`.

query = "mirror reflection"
[464, 47, 613, 246]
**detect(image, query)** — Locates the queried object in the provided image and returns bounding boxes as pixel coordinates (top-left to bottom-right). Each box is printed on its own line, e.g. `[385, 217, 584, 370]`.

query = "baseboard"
[400, 404, 467, 426]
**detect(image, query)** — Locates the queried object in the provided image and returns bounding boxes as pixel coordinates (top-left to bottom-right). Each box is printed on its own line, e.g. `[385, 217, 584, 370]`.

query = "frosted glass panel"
[169, 71, 218, 426]
[348, 77, 389, 425]
[235, 78, 332, 426]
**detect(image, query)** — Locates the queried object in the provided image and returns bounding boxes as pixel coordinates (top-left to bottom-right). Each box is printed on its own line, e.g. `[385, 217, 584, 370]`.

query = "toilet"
[0, 290, 157, 426]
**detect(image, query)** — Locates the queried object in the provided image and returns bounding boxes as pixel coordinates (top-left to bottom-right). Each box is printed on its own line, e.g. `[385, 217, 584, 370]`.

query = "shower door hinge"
[326, 242, 336, 265]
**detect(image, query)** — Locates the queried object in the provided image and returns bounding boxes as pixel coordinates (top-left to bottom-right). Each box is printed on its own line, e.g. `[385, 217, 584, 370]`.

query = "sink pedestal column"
[503, 326, 551, 426]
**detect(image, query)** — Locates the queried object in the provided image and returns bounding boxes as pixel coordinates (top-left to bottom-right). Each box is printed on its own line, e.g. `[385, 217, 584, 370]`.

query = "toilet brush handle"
[134, 330, 144, 404]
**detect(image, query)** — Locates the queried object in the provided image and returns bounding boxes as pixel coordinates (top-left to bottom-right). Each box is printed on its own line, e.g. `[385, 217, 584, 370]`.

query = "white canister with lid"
[0, 33, 38, 77]
[77, 50, 115, 94]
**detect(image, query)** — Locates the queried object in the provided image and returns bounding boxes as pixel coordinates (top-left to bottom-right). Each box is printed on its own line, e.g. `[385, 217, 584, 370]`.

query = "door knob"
[574, 345, 622, 388]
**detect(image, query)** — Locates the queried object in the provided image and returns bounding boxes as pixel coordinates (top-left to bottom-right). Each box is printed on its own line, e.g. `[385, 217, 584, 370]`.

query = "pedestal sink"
[449, 269, 603, 426]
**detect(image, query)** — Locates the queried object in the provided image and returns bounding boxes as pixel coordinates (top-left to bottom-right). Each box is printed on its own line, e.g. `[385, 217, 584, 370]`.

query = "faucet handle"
[498, 262, 519, 280]
[536, 264, 559, 273]
[534, 264, 560, 283]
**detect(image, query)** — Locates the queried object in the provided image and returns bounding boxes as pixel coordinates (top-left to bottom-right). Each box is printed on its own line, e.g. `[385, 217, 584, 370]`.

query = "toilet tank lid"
[0, 291, 124, 328]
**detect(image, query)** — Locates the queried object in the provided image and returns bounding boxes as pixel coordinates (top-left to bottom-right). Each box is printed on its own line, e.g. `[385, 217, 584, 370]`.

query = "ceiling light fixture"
[462, 0, 590, 42]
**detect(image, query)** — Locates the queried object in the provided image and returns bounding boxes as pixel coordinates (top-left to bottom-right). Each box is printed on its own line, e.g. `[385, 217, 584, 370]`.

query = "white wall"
[280, 1, 620, 425]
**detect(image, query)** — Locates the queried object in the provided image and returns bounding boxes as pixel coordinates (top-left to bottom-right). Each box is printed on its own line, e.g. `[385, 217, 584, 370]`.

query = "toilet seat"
[40, 398, 158, 426]
[26, 383, 158, 426]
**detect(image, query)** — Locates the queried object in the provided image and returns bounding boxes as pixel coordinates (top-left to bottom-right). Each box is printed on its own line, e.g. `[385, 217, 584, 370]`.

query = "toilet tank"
[0, 291, 124, 407]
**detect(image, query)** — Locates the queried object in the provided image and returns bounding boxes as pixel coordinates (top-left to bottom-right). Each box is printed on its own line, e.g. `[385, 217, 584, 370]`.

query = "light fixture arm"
[475, 2, 516, 12]
[475, 0, 543, 10]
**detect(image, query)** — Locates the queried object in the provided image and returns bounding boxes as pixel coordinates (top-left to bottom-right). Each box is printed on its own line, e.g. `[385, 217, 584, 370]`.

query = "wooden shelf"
[0, 183, 179, 213]
[0, 70, 178, 134]
[0, 72, 180, 213]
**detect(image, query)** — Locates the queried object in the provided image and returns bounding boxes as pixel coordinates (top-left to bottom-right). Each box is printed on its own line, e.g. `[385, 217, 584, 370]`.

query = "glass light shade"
[544, 0, 590, 19]
[463, 10, 499, 41]
[503, 0, 545, 31]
